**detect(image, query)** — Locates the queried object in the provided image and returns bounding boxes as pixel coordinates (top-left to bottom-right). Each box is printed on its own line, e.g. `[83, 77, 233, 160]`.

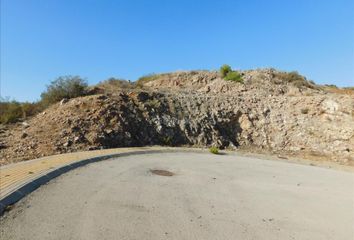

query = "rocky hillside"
[1, 69, 353, 165]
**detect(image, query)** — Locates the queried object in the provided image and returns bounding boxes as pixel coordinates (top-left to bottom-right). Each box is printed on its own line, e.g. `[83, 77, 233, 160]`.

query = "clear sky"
[1, 0, 353, 102]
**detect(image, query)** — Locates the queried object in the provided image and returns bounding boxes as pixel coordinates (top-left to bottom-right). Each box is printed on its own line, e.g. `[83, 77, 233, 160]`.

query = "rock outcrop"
[1, 69, 353, 165]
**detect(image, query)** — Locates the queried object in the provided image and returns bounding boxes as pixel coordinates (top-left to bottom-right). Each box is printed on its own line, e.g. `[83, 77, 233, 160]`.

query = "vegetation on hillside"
[224, 71, 243, 82]
[0, 99, 42, 124]
[1, 69, 352, 125]
[220, 64, 232, 78]
[96, 78, 134, 92]
[135, 73, 162, 88]
[219, 64, 243, 83]
[40, 76, 88, 107]
[344, 87, 354, 90]
[1, 76, 88, 124]
[272, 71, 317, 89]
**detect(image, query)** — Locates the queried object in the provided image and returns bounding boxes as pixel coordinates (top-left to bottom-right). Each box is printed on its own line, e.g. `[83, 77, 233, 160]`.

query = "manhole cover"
[150, 169, 174, 176]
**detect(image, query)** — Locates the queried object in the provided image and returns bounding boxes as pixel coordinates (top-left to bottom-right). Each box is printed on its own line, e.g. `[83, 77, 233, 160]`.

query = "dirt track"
[1, 152, 353, 240]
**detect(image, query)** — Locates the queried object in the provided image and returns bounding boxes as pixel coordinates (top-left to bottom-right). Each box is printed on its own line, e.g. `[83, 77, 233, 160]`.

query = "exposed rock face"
[0, 69, 353, 165]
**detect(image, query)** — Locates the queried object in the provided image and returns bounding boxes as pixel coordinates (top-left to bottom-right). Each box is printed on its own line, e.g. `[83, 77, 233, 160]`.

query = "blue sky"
[1, 0, 353, 102]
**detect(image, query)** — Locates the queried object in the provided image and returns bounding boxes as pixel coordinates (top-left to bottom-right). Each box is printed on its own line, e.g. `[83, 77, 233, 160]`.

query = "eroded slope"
[1, 69, 353, 165]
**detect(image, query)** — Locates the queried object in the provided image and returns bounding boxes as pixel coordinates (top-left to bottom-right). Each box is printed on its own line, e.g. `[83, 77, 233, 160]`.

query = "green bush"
[219, 64, 243, 83]
[40, 76, 88, 107]
[224, 71, 243, 83]
[220, 64, 232, 78]
[209, 146, 219, 154]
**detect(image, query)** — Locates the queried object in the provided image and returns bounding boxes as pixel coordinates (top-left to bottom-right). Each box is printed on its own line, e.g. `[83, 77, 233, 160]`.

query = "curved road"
[1, 152, 353, 240]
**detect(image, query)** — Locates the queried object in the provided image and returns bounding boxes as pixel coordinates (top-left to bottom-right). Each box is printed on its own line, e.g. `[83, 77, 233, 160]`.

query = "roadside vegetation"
[219, 64, 243, 83]
[209, 146, 219, 154]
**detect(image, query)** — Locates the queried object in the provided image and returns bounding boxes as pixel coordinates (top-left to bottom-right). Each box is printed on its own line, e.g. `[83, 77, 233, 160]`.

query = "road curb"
[0, 148, 205, 215]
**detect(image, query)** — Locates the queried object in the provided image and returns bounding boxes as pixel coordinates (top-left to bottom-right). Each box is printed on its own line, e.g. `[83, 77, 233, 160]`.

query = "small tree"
[40, 76, 88, 107]
[220, 64, 232, 78]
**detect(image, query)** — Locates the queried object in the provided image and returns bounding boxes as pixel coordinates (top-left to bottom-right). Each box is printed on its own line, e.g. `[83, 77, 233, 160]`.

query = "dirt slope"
[1, 69, 353, 165]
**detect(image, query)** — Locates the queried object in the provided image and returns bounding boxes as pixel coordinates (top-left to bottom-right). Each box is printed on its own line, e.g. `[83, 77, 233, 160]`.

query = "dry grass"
[135, 73, 168, 88]
[322, 86, 354, 95]
[96, 78, 135, 93]
[273, 71, 318, 89]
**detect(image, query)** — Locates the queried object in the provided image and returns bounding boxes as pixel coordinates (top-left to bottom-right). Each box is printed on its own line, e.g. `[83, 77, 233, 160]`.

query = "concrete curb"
[0, 148, 205, 215]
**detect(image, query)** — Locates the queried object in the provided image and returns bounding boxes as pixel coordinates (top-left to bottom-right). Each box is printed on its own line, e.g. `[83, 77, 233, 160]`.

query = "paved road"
[1, 152, 353, 240]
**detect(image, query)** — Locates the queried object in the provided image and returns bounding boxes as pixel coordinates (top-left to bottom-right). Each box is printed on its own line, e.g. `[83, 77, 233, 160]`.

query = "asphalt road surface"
[1, 152, 353, 240]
